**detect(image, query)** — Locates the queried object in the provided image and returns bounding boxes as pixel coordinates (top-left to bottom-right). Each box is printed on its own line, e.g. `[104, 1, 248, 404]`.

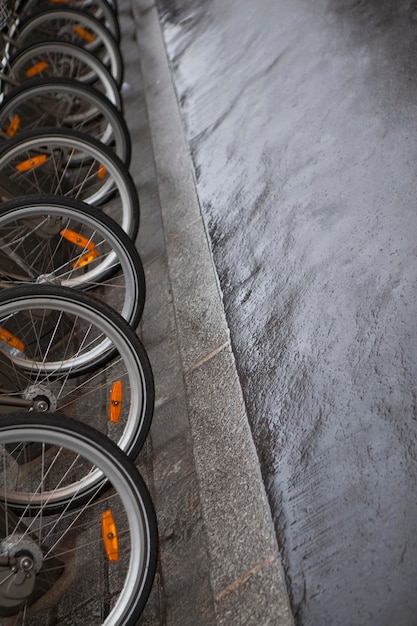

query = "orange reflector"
[0, 328, 24, 353]
[109, 381, 122, 423]
[72, 249, 99, 269]
[74, 25, 95, 43]
[60, 229, 95, 251]
[97, 164, 107, 179]
[101, 510, 119, 561]
[16, 155, 47, 172]
[26, 61, 49, 78]
[6, 115, 20, 138]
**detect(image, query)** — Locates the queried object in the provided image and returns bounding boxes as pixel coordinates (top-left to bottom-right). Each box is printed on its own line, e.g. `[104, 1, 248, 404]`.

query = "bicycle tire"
[3, 40, 122, 109]
[21, 0, 120, 43]
[0, 412, 158, 624]
[0, 127, 139, 239]
[0, 194, 145, 327]
[12, 8, 123, 85]
[0, 284, 154, 456]
[0, 77, 131, 165]
[104, 0, 117, 14]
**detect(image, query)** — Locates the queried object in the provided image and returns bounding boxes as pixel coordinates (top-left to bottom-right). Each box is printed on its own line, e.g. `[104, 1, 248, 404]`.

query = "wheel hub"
[0, 535, 43, 609]
[23, 385, 57, 412]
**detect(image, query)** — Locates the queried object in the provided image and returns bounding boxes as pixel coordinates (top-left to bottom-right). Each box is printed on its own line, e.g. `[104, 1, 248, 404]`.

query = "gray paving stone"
[214, 561, 293, 626]
[137, 197, 166, 265]
[132, 0, 203, 239]
[123, 0, 295, 624]
[151, 394, 190, 451]
[164, 219, 230, 370]
[184, 348, 285, 589]
[141, 254, 176, 346]
[146, 330, 185, 406]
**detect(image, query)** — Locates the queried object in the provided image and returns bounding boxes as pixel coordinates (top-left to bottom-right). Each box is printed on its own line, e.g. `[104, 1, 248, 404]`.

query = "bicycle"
[0, 39, 122, 109]
[0, 194, 145, 326]
[20, 0, 120, 43]
[0, 283, 155, 461]
[0, 2, 159, 622]
[0, 127, 140, 239]
[0, 411, 158, 624]
[0, 76, 131, 164]
[1, 5, 123, 85]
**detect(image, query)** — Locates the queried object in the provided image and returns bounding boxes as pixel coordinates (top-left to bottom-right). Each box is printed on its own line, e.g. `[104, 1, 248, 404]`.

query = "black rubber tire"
[0, 411, 158, 624]
[0, 77, 131, 165]
[0, 127, 139, 240]
[21, 0, 121, 43]
[0, 283, 154, 458]
[13, 7, 123, 85]
[3, 40, 122, 109]
[0, 194, 145, 327]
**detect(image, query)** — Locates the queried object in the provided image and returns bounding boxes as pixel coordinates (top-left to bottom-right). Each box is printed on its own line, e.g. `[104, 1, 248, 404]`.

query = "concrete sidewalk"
[119, 1, 294, 623]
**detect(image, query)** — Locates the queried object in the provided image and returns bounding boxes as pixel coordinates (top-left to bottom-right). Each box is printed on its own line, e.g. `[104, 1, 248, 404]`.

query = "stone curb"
[122, 1, 294, 623]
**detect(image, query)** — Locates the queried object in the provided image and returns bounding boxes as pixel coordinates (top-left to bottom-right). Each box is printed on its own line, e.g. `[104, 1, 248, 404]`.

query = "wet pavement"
[151, 1, 417, 625]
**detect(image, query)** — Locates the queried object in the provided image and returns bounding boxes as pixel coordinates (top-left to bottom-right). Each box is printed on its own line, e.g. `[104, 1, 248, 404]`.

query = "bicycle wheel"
[21, 0, 120, 43]
[0, 77, 131, 165]
[103, 0, 117, 14]
[12, 8, 123, 85]
[3, 40, 122, 109]
[0, 195, 145, 327]
[0, 127, 139, 239]
[0, 412, 157, 624]
[0, 284, 154, 457]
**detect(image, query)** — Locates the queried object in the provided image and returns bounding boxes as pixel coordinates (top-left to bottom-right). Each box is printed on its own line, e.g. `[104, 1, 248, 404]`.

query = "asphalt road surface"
[156, 1, 417, 624]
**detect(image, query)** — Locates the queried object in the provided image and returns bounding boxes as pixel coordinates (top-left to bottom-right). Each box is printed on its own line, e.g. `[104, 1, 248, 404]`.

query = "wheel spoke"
[0, 413, 157, 625]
